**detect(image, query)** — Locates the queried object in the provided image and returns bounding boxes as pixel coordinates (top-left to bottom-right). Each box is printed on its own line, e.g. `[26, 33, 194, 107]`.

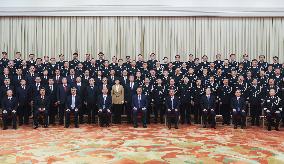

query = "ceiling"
[0, 0, 284, 16]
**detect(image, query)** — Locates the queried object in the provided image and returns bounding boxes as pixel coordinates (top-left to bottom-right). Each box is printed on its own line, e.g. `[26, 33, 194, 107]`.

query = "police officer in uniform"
[263, 89, 282, 131]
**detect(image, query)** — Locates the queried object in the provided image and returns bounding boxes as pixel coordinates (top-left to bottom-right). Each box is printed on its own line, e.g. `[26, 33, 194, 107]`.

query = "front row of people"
[1, 87, 282, 131]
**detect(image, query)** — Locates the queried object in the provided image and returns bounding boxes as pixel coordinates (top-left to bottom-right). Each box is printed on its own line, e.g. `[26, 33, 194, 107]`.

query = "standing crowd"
[0, 51, 283, 131]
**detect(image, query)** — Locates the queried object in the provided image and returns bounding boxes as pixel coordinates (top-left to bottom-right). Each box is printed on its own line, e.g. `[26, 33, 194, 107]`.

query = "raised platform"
[0, 124, 284, 163]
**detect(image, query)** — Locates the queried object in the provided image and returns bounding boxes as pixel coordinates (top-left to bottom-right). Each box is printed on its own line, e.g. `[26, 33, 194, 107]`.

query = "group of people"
[0, 51, 283, 131]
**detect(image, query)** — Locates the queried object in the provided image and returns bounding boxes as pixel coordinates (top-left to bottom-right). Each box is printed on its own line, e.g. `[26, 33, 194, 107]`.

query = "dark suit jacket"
[66, 95, 81, 110]
[84, 85, 98, 104]
[97, 94, 112, 110]
[2, 96, 18, 112]
[165, 96, 180, 110]
[125, 82, 138, 102]
[34, 96, 50, 111]
[201, 94, 216, 110]
[132, 94, 148, 109]
[45, 85, 58, 105]
[231, 96, 246, 112]
[57, 84, 71, 104]
[16, 85, 31, 105]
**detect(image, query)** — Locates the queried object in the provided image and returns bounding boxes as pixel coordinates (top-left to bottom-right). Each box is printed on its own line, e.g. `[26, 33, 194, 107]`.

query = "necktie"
[171, 97, 174, 109]
[138, 95, 141, 108]
[50, 85, 53, 91]
[103, 96, 106, 109]
[64, 85, 67, 92]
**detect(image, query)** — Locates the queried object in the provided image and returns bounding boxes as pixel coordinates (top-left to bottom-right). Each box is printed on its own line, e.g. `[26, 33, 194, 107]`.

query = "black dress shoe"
[143, 124, 147, 128]
[75, 125, 79, 128]
[44, 125, 48, 128]
[34, 126, 39, 129]
[65, 125, 69, 128]
[175, 125, 178, 129]
[168, 124, 171, 129]
[234, 125, 237, 129]
[134, 124, 138, 128]
[3, 127, 8, 130]
[203, 125, 206, 128]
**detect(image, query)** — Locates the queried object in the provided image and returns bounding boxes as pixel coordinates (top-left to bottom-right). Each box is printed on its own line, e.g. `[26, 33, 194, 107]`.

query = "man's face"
[235, 90, 241, 97]
[35, 77, 41, 83]
[269, 89, 276, 96]
[252, 79, 258, 85]
[129, 76, 134, 82]
[137, 88, 142, 94]
[102, 88, 108, 94]
[7, 90, 12, 97]
[169, 90, 174, 96]
[4, 79, 10, 85]
[89, 79, 95, 85]
[205, 88, 211, 95]
[71, 89, 76, 95]
[20, 80, 26, 85]
[76, 77, 81, 83]
[48, 79, 54, 85]
[62, 78, 67, 84]
[223, 79, 228, 85]
[40, 89, 45, 95]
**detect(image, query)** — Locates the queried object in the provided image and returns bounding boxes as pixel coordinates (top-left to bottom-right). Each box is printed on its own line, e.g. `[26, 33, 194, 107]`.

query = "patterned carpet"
[0, 124, 284, 164]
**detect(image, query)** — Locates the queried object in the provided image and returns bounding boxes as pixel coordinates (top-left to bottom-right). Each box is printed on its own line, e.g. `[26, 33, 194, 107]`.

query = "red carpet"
[0, 124, 284, 163]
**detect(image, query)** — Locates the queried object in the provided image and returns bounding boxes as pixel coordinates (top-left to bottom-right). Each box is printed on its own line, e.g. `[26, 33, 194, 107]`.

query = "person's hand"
[203, 109, 207, 112]
[107, 109, 111, 113]
[12, 110, 16, 113]
[232, 109, 236, 112]
[99, 109, 102, 112]
[133, 107, 137, 110]
[42, 108, 45, 111]
[3, 110, 7, 114]
[66, 109, 70, 112]
[211, 109, 214, 112]
[168, 109, 171, 112]
[266, 110, 270, 113]
[175, 109, 178, 112]
[279, 108, 283, 111]
[75, 108, 78, 112]
[241, 110, 245, 113]
[142, 107, 146, 111]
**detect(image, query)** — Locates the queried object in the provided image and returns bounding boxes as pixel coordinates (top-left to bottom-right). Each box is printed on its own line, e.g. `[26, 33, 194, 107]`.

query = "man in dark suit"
[0, 78, 15, 108]
[57, 77, 71, 125]
[132, 87, 148, 128]
[125, 75, 138, 123]
[263, 88, 282, 131]
[45, 78, 58, 125]
[65, 87, 81, 128]
[34, 88, 49, 129]
[2, 89, 18, 130]
[218, 79, 232, 125]
[84, 78, 98, 124]
[231, 89, 247, 129]
[97, 87, 112, 127]
[16, 79, 31, 125]
[165, 89, 180, 129]
[74, 76, 86, 123]
[201, 88, 216, 128]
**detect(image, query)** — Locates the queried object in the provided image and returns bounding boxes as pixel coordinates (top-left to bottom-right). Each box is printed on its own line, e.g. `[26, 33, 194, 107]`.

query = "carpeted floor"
[0, 124, 284, 164]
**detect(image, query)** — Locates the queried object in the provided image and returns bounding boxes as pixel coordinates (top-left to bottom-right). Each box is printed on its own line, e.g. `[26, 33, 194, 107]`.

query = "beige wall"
[0, 17, 284, 62]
